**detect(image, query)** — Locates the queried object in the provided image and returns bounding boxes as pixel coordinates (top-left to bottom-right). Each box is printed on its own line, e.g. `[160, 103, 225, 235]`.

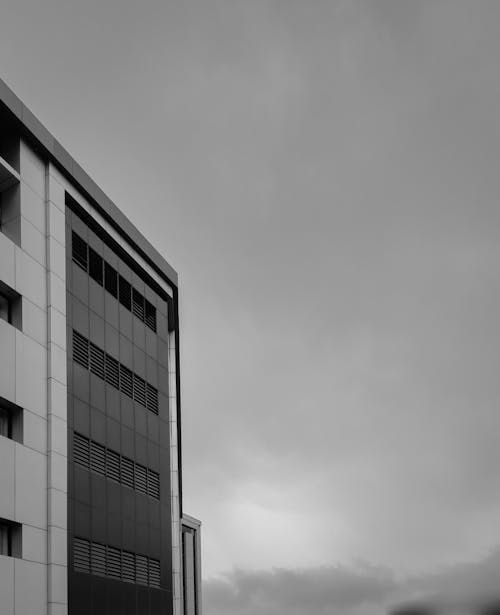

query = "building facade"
[0, 78, 201, 615]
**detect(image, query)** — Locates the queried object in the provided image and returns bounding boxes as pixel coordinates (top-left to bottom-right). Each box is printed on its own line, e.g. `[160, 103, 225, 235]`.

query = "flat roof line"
[0, 77, 178, 287]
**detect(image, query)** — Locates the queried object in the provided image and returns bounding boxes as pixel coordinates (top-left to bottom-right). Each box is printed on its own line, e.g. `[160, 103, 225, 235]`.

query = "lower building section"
[182, 516, 202, 615]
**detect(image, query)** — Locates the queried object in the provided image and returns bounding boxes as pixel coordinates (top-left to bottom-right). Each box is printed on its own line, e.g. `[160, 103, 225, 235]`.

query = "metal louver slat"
[74, 433, 90, 468]
[148, 470, 160, 500]
[147, 470, 160, 499]
[136, 555, 149, 585]
[107, 546, 121, 579]
[73, 331, 89, 369]
[133, 374, 146, 407]
[90, 441, 106, 476]
[146, 384, 159, 415]
[105, 354, 120, 389]
[149, 558, 161, 588]
[72, 232, 88, 271]
[122, 551, 135, 583]
[89, 343, 105, 380]
[132, 289, 145, 321]
[135, 464, 148, 495]
[120, 365, 133, 398]
[106, 449, 120, 483]
[145, 300, 156, 332]
[91, 542, 106, 576]
[121, 457, 134, 489]
[73, 538, 90, 573]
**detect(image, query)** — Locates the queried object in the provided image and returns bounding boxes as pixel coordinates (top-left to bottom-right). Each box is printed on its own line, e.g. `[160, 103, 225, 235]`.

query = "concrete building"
[0, 78, 201, 615]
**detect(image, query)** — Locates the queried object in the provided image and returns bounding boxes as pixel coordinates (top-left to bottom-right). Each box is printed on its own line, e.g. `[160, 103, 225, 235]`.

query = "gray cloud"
[204, 548, 500, 615]
[2, 0, 500, 580]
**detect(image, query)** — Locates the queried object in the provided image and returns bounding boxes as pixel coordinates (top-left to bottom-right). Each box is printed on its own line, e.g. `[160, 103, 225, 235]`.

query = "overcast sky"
[2, 1, 500, 613]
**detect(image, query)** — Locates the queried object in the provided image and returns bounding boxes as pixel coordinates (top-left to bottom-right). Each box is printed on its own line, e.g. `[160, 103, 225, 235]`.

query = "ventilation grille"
[136, 554, 149, 586]
[74, 538, 90, 573]
[74, 433, 90, 468]
[133, 375, 146, 407]
[121, 456, 135, 490]
[71, 231, 160, 333]
[148, 470, 160, 499]
[135, 464, 148, 495]
[105, 354, 119, 389]
[72, 232, 88, 270]
[122, 551, 135, 583]
[145, 300, 157, 332]
[90, 441, 106, 476]
[73, 331, 89, 369]
[89, 343, 105, 380]
[132, 289, 145, 321]
[73, 538, 161, 587]
[149, 559, 161, 588]
[107, 546, 121, 579]
[72, 330, 160, 414]
[91, 542, 107, 576]
[73, 433, 160, 499]
[106, 449, 120, 483]
[146, 384, 159, 415]
[120, 365, 133, 399]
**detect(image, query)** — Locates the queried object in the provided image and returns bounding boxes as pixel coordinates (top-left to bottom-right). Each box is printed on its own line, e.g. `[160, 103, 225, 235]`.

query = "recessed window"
[0, 519, 22, 558]
[0, 397, 23, 443]
[0, 281, 22, 330]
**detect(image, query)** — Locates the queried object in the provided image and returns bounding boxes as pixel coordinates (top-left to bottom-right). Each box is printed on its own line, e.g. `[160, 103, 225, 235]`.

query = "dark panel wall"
[66, 206, 173, 615]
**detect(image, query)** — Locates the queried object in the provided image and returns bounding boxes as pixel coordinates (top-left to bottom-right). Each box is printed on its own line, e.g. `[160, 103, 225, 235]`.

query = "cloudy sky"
[2, 1, 500, 612]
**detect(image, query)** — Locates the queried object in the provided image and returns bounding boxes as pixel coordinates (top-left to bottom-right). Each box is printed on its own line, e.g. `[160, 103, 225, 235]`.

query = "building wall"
[64, 185, 179, 615]
[0, 139, 68, 615]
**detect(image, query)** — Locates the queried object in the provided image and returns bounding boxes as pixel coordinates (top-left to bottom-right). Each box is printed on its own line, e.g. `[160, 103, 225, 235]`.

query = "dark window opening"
[72, 231, 88, 271]
[0, 519, 22, 558]
[118, 276, 132, 310]
[88, 248, 103, 286]
[0, 397, 23, 444]
[104, 262, 118, 297]
[145, 300, 157, 332]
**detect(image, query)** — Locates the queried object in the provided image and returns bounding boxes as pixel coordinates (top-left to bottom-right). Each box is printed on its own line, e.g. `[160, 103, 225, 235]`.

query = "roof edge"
[0, 77, 178, 288]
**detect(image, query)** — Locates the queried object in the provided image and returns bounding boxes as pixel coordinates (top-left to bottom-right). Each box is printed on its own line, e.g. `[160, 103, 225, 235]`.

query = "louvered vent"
[120, 365, 133, 398]
[145, 300, 157, 332]
[149, 559, 161, 588]
[90, 441, 106, 476]
[73, 538, 90, 573]
[74, 433, 90, 468]
[73, 331, 89, 369]
[72, 232, 88, 271]
[148, 470, 160, 499]
[104, 263, 118, 298]
[107, 546, 121, 580]
[89, 343, 105, 380]
[121, 457, 134, 490]
[122, 551, 135, 583]
[88, 248, 103, 286]
[136, 554, 149, 586]
[119, 276, 132, 310]
[91, 542, 107, 576]
[105, 354, 120, 389]
[135, 464, 148, 495]
[133, 374, 146, 407]
[146, 384, 159, 415]
[106, 449, 120, 483]
[132, 289, 145, 321]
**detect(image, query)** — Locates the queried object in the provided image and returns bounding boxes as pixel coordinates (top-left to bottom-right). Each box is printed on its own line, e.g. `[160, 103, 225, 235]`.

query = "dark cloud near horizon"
[204, 548, 500, 615]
